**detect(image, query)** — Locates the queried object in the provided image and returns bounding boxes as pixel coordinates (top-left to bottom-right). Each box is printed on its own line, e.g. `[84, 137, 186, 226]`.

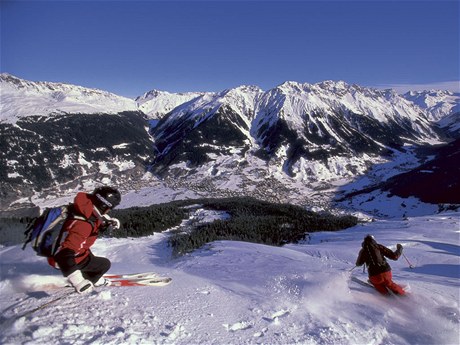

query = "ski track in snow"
[1, 211, 459, 345]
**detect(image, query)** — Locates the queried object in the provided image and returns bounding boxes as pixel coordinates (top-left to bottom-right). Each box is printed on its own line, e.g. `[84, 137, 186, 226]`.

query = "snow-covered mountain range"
[0, 73, 458, 213]
[2, 73, 458, 126]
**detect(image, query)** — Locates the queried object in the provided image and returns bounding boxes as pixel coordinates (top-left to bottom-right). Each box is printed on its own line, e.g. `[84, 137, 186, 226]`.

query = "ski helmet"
[362, 234, 376, 247]
[92, 186, 121, 213]
[363, 234, 385, 266]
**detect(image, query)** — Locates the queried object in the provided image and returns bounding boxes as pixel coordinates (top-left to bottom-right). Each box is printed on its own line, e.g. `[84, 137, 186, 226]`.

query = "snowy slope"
[1, 207, 458, 344]
[0, 74, 137, 123]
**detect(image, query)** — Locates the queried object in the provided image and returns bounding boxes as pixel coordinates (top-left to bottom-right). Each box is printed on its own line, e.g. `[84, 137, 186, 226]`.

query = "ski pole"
[349, 265, 357, 272]
[402, 252, 415, 269]
[18, 290, 74, 319]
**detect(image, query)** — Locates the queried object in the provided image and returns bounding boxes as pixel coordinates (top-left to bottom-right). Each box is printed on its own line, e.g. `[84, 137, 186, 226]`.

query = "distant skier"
[48, 186, 121, 294]
[355, 235, 406, 296]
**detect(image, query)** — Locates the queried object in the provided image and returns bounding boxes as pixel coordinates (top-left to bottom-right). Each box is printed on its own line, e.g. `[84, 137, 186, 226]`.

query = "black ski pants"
[78, 252, 111, 283]
[55, 249, 111, 283]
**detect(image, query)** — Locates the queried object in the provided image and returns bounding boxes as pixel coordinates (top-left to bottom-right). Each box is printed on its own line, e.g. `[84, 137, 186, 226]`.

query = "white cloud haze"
[375, 80, 460, 93]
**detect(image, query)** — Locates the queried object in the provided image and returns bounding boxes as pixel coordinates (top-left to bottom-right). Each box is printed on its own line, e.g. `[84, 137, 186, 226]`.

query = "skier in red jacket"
[356, 235, 406, 296]
[50, 186, 121, 294]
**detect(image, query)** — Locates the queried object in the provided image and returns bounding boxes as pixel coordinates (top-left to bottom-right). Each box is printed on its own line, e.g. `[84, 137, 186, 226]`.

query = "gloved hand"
[67, 270, 93, 294]
[110, 217, 121, 230]
[102, 214, 121, 229]
[397, 243, 403, 251]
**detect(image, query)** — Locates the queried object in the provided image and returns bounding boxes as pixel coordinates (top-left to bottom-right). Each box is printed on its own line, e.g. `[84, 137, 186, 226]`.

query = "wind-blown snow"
[1, 207, 458, 344]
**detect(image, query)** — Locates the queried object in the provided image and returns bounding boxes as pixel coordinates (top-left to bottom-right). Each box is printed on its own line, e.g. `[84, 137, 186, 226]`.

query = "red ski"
[103, 271, 172, 286]
[108, 276, 172, 287]
[104, 272, 160, 280]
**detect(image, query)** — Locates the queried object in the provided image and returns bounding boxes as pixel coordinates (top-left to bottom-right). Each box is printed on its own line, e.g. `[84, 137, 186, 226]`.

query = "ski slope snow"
[0, 207, 459, 344]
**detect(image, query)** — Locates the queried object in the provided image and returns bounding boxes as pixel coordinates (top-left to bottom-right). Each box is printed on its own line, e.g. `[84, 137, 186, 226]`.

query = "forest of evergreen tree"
[110, 197, 358, 256]
[1, 197, 358, 255]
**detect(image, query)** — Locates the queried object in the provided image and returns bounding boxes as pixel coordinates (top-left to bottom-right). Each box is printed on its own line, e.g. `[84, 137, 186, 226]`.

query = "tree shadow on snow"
[411, 240, 460, 257]
[402, 240, 460, 282]
[406, 264, 459, 282]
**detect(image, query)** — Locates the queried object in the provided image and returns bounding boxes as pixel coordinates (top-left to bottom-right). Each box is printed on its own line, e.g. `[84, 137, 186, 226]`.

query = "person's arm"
[380, 244, 403, 260]
[356, 249, 366, 266]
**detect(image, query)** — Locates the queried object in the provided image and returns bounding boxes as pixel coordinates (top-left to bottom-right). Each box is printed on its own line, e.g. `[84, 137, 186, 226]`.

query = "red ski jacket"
[51, 192, 104, 268]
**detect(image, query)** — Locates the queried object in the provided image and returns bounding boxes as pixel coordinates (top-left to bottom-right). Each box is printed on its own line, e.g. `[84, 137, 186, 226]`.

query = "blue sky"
[2, 0, 459, 98]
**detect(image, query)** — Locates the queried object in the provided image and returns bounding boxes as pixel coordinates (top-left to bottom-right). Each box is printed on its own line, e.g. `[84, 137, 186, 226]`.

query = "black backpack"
[364, 241, 386, 267]
[22, 204, 93, 257]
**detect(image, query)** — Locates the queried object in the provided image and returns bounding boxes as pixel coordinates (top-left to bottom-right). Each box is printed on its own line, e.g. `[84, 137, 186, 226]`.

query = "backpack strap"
[71, 214, 95, 226]
[365, 243, 386, 267]
[66, 203, 97, 230]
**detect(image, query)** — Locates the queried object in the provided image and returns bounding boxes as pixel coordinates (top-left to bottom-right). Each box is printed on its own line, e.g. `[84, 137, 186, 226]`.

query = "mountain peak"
[278, 80, 310, 90]
[220, 85, 264, 94]
[316, 80, 350, 90]
[0, 73, 137, 123]
[276, 80, 365, 96]
[135, 88, 209, 119]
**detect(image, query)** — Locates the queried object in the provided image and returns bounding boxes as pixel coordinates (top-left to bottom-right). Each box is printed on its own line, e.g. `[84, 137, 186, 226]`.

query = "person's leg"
[369, 273, 390, 295]
[382, 271, 406, 295]
[79, 253, 111, 284]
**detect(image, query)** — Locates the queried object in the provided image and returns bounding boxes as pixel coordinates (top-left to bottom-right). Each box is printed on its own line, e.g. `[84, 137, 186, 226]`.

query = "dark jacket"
[356, 239, 402, 277]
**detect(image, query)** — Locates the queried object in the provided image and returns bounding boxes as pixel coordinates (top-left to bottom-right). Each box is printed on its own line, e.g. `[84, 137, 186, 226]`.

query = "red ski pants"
[369, 271, 405, 296]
